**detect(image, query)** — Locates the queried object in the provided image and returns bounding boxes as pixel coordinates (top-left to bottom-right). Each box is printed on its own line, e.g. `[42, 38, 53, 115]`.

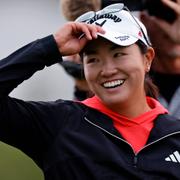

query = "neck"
[107, 96, 151, 119]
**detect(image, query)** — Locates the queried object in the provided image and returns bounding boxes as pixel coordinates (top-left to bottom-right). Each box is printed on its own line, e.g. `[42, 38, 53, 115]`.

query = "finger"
[77, 23, 105, 40]
[79, 36, 89, 49]
[70, 22, 91, 40]
[151, 16, 172, 34]
[78, 23, 92, 40]
[161, 0, 180, 14]
[86, 24, 105, 39]
[94, 25, 106, 36]
[88, 24, 98, 39]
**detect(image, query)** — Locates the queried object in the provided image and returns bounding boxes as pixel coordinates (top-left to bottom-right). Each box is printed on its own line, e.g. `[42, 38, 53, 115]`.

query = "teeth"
[103, 80, 124, 88]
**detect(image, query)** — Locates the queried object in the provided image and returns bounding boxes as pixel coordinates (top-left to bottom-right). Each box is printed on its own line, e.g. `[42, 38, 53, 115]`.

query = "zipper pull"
[133, 155, 138, 168]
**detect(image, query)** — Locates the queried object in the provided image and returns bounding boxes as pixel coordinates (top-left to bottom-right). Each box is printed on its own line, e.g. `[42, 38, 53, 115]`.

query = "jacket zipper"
[84, 117, 180, 167]
[84, 117, 135, 152]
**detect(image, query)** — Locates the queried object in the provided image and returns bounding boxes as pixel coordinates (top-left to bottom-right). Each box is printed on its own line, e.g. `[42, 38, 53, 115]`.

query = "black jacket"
[0, 35, 180, 180]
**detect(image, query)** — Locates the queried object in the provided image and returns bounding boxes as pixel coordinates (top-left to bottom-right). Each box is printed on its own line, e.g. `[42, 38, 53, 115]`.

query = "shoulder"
[154, 114, 180, 132]
[157, 114, 180, 121]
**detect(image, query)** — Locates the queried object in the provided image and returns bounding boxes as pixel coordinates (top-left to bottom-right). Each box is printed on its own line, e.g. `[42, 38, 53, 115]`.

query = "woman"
[0, 3, 180, 179]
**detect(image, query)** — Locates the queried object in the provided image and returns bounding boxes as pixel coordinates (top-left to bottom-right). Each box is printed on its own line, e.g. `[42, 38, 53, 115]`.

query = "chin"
[101, 94, 129, 107]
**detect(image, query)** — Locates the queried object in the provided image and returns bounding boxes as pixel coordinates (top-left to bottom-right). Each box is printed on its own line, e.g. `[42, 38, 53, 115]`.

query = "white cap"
[76, 3, 151, 47]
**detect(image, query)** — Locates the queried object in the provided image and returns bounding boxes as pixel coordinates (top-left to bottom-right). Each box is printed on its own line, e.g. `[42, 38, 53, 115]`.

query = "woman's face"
[83, 38, 154, 111]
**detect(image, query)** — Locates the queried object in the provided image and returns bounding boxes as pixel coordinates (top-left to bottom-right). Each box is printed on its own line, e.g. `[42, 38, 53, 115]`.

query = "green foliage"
[0, 142, 43, 180]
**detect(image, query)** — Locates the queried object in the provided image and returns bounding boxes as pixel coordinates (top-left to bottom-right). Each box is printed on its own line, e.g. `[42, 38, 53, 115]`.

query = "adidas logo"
[165, 151, 180, 163]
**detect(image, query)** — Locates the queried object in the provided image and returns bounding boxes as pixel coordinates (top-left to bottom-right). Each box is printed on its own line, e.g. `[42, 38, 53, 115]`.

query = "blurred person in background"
[139, 0, 180, 118]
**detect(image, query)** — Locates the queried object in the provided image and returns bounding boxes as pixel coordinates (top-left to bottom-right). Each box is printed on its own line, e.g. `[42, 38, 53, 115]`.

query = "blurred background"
[0, 0, 73, 179]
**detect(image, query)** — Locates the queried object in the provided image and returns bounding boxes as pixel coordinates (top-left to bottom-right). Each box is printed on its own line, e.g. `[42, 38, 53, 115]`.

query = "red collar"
[81, 96, 168, 153]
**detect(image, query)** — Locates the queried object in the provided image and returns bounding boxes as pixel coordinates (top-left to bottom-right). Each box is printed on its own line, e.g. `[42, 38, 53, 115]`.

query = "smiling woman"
[0, 3, 180, 180]
[82, 37, 154, 117]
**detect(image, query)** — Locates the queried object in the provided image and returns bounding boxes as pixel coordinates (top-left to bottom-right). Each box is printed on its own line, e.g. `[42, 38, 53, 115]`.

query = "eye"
[114, 52, 126, 58]
[86, 58, 99, 64]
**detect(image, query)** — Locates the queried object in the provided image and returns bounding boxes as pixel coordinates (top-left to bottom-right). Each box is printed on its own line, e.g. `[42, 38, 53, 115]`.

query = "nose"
[100, 60, 118, 77]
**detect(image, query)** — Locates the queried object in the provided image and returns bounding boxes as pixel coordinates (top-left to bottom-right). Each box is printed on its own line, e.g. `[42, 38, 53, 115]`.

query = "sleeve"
[0, 35, 66, 166]
[0, 35, 62, 97]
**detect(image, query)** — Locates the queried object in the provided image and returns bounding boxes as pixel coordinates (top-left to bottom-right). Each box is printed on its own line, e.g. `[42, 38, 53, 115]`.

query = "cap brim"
[97, 30, 138, 46]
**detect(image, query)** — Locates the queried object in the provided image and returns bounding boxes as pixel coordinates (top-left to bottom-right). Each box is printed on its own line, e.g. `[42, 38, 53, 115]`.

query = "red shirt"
[81, 96, 168, 153]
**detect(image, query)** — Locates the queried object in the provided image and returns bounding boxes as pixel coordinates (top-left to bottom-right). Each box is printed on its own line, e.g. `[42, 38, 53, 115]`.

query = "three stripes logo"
[165, 151, 180, 163]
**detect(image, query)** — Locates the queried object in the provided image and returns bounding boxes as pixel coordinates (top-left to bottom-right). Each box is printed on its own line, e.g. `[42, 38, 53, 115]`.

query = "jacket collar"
[147, 114, 180, 143]
[83, 105, 180, 143]
[83, 106, 122, 137]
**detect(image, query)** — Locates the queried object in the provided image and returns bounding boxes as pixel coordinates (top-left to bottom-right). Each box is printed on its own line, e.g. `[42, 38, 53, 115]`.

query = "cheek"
[125, 59, 146, 72]
[84, 66, 89, 80]
[127, 62, 146, 80]
[84, 67, 94, 85]
[84, 69, 96, 92]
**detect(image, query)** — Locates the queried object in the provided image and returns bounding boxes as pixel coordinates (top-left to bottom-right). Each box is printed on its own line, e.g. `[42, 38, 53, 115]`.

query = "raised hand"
[53, 22, 105, 56]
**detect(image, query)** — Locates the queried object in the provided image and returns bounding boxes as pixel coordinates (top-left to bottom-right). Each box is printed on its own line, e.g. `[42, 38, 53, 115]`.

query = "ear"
[144, 47, 155, 72]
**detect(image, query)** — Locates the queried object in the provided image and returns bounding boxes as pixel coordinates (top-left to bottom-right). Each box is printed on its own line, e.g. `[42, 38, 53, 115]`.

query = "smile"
[102, 80, 125, 88]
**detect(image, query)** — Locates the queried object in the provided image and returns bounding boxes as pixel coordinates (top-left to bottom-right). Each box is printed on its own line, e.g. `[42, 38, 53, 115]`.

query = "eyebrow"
[83, 49, 97, 55]
[84, 44, 124, 56]
[110, 44, 123, 51]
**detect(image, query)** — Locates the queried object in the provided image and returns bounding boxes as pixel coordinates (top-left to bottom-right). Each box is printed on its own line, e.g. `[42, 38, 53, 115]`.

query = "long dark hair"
[136, 40, 159, 99]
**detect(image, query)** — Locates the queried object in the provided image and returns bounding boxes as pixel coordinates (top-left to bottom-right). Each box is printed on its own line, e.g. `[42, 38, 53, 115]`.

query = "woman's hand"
[53, 22, 105, 56]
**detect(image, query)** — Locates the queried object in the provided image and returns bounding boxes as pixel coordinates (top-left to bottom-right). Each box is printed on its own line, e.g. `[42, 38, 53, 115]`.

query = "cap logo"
[95, 20, 107, 27]
[115, 35, 129, 41]
[138, 31, 142, 37]
[89, 13, 121, 24]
